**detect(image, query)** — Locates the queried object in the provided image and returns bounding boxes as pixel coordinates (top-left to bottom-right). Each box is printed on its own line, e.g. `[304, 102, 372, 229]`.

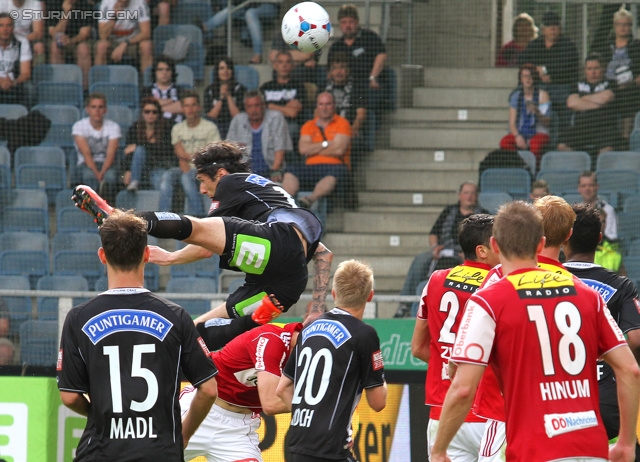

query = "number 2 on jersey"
[104, 344, 159, 413]
[292, 347, 333, 406]
[527, 302, 586, 376]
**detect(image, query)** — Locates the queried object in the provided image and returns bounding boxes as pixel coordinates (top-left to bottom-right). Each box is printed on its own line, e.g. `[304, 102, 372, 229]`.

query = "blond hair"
[332, 260, 374, 308]
[614, 5, 633, 23]
[533, 195, 576, 247]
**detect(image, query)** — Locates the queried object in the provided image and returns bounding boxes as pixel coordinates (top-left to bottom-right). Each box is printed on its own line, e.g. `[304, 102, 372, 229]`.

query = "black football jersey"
[283, 309, 386, 459]
[206, 173, 297, 221]
[57, 288, 217, 461]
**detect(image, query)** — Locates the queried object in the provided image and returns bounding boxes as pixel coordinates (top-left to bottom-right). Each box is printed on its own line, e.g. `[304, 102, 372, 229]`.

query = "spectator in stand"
[170, 90, 220, 215]
[72, 92, 121, 196]
[122, 97, 175, 192]
[496, 13, 538, 67]
[328, 4, 386, 93]
[519, 11, 579, 130]
[0, 337, 14, 365]
[577, 171, 617, 242]
[147, 0, 175, 27]
[142, 56, 183, 124]
[260, 50, 305, 149]
[530, 179, 550, 201]
[324, 51, 367, 169]
[499, 63, 551, 164]
[1, 0, 44, 65]
[394, 182, 489, 318]
[557, 52, 622, 156]
[0, 13, 30, 105]
[95, 0, 153, 76]
[226, 90, 291, 181]
[197, 1, 279, 65]
[281, 92, 351, 209]
[269, 32, 319, 85]
[593, 6, 640, 139]
[204, 56, 246, 139]
[48, 0, 95, 89]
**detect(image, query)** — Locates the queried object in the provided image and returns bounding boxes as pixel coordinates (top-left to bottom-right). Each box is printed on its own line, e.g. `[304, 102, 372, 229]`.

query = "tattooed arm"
[310, 242, 332, 315]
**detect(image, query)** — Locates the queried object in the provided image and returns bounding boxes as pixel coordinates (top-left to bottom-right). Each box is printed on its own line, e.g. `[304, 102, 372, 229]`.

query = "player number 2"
[103, 344, 159, 413]
[438, 291, 460, 344]
[527, 302, 586, 376]
[292, 347, 332, 406]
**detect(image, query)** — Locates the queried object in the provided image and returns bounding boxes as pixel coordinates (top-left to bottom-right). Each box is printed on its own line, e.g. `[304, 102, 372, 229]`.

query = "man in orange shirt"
[281, 92, 352, 208]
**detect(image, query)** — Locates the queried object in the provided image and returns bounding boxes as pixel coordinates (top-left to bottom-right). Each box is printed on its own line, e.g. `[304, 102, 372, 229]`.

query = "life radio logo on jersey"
[444, 265, 488, 293]
[544, 410, 598, 437]
[506, 270, 577, 299]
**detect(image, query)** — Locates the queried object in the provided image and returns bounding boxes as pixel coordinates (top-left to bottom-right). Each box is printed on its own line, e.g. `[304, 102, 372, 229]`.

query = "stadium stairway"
[321, 67, 518, 317]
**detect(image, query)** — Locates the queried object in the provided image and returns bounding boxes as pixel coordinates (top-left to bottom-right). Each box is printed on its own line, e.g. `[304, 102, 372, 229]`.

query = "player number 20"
[527, 302, 586, 376]
[292, 347, 332, 406]
[103, 344, 159, 413]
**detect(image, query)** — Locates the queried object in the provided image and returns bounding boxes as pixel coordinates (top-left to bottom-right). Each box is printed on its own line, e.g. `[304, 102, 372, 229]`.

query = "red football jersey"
[455, 267, 627, 461]
[211, 322, 302, 413]
[417, 260, 490, 421]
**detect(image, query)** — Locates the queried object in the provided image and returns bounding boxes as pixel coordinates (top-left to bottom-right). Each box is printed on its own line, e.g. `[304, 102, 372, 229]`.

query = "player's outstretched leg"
[72, 185, 114, 226]
[251, 295, 284, 325]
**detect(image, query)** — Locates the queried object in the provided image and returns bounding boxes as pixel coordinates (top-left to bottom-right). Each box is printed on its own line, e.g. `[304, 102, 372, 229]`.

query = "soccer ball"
[281, 2, 331, 53]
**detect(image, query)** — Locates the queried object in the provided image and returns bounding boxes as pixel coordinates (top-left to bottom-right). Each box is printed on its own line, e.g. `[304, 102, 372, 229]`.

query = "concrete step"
[365, 169, 478, 192]
[370, 149, 489, 166]
[322, 233, 429, 255]
[413, 88, 512, 108]
[424, 68, 518, 89]
[392, 107, 506, 123]
[331, 254, 414, 277]
[390, 127, 503, 149]
[394, 121, 506, 130]
[358, 190, 460, 207]
[342, 211, 440, 233]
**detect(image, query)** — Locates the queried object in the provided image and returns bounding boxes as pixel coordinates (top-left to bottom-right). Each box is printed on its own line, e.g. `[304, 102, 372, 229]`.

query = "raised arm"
[310, 242, 332, 315]
[147, 243, 214, 266]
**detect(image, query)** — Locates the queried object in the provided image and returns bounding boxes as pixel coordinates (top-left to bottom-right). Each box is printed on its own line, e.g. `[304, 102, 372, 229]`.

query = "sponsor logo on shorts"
[302, 319, 351, 348]
[544, 410, 598, 437]
[82, 309, 173, 344]
[232, 235, 271, 275]
[57, 349, 63, 371]
[372, 350, 384, 370]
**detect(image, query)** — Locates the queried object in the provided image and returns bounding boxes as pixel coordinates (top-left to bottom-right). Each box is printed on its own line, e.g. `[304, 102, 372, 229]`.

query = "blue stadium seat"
[210, 64, 260, 90]
[94, 276, 108, 292]
[0, 189, 49, 234]
[0, 146, 10, 190]
[171, 2, 213, 26]
[596, 170, 639, 210]
[597, 151, 640, 174]
[536, 170, 582, 196]
[52, 232, 101, 253]
[0, 104, 28, 119]
[539, 151, 591, 172]
[89, 65, 139, 87]
[562, 192, 584, 204]
[40, 123, 75, 150]
[517, 150, 537, 176]
[36, 83, 84, 108]
[169, 241, 220, 280]
[165, 277, 216, 316]
[0, 231, 49, 288]
[153, 41, 205, 81]
[89, 83, 139, 110]
[31, 104, 80, 125]
[55, 189, 74, 210]
[52, 252, 104, 290]
[480, 168, 531, 201]
[14, 146, 66, 168]
[153, 24, 203, 46]
[617, 212, 640, 252]
[478, 192, 512, 214]
[36, 275, 89, 321]
[19, 320, 58, 367]
[624, 196, 640, 213]
[115, 190, 161, 211]
[56, 206, 99, 233]
[143, 63, 195, 88]
[0, 275, 32, 336]
[15, 165, 66, 205]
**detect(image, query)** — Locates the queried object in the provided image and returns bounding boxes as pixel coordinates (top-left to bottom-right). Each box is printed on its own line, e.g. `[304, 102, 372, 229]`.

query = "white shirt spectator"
[98, 0, 150, 42]
[72, 118, 121, 165]
[0, 0, 42, 38]
[0, 34, 30, 80]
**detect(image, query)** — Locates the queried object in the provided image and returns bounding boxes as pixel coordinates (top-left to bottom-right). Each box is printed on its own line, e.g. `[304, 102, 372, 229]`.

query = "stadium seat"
[36, 275, 89, 321]
[31, 104, 80, 125]
[536, 170, 582, 196]
[597, 151, 640, 174]
[562, 192, 584, 205]
[89, 83, 139, 110]
[52, 251, 104, 290]
[0, 189, 49, 234]
[596, 170, 639, 209]
[624, 256, 640, 285]
[115, 190, 161, 211]
[478, 192, 512, 214]
[33, 64, 84, 108]
[617, 212, 640, 252]
[539, 151, 591, 172]
[0, 146, 10, 190]
[94, 276, 108, 292]
[480, 168, 531, 201]
[153, 40, 205, 81]
[171, 1, 213, 26]
[517, 150, 537, 176]
[19, 320, 58, 367]
[89, 65, 139, 87]
[165, 277, 216, 316]
[0, 231, 49, 287]
[210, 65, 260, 90]
[105, 105, 134, 127]
[15, 165, 66, 205]
[625, 239, 640, 257]
[0, 104, 28, 119]
[169, 241, 220, 280]
[623, 196, 640, 213]
[14, 146, 66, 168]
[40, 123, 75, 150]
[154, 24, 203, 46]
[56, 206, 99, 233]
[143, 63, 195, 88]
[0, 275, 32, 336]
[52, 232, 101, 253]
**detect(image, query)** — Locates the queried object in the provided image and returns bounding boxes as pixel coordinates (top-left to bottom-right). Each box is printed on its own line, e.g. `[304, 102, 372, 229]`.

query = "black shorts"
[221, 216, 308, 317]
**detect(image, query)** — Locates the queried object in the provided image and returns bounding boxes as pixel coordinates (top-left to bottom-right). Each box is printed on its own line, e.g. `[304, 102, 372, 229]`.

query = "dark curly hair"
[193, 141, 251, 179]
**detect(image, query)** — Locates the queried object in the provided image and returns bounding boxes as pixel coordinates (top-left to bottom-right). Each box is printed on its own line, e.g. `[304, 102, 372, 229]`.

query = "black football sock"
[137, 211, 193, 240]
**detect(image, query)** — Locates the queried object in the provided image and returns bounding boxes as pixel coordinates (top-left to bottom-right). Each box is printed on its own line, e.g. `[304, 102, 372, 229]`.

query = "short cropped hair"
[338, 4, 358, 21]
[531, 179, 550, 194]
[180, 89, 200, 105]
[578, 171, 597, 184]
[332, 260, 373, 308]
[99, 209, 148, 272]
[493, 201, 543, 259]
[458, 182, 477, 193]
[193, 141, 251, 178]
[533, 195, 576, 247]
[568, 204, 603, 254]
[458, 214, 494, 261]
[585, 51, 604, 66]
[86, 92, 107, 107]
[244, 89, 265, 104]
